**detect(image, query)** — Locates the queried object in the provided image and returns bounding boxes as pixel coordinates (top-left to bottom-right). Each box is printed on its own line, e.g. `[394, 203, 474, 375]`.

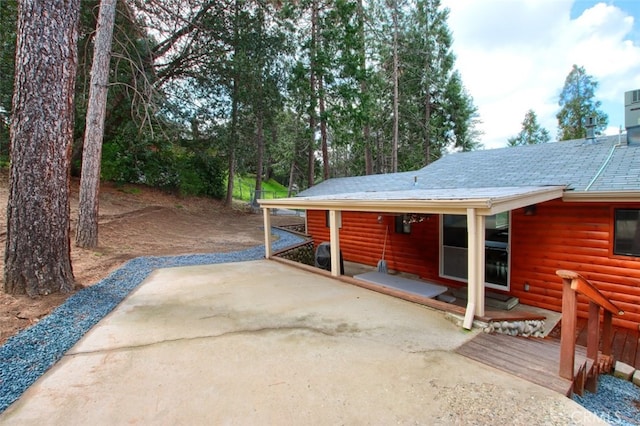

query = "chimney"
[624, 89, 640, 145]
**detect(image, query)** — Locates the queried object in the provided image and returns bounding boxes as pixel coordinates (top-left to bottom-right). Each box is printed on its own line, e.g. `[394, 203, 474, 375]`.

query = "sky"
[440, 0, 640, 149]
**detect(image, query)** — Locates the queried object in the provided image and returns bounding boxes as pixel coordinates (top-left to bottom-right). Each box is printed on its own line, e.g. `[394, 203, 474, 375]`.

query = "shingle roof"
[298, 135, 640, 197]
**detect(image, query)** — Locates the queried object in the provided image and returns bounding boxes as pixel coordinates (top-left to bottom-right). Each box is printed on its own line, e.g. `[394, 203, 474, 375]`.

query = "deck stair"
[456, 270, 624, 397]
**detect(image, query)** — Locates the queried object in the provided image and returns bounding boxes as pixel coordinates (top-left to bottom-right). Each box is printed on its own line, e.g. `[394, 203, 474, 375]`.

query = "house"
[259, 98, 640, 331]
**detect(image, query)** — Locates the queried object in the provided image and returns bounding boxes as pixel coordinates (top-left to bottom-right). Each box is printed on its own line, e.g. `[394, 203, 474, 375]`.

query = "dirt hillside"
[0, 175, 303, 345]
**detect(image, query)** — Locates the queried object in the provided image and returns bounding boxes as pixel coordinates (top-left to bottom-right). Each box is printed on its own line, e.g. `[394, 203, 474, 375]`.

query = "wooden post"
[329, 210, 341, 277]
[263, 207, 272, 259]
[602, 310, 613, 356]
[559, 276, 577, 380]
[586, 301, 600, 361]
[585, 301, 600, 393]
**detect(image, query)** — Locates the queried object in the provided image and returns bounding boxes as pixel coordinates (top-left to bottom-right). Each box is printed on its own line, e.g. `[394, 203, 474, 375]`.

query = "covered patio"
[259, 185, 564, 329]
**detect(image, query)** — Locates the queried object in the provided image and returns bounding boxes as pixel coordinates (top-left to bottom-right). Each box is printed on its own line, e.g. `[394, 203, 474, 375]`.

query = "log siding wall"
[510, 199, 640, 330]
[306, 200, 640, 330]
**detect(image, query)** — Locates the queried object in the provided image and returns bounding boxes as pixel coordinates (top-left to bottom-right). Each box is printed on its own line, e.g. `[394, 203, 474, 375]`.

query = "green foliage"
[1, 0, 486, 200]
[232, 175, 289, 202]
[176, 152, 226, 198]
[365, 0, 480, 172]
[101, 134, 226, 198]
[508, 109, 550, 146]
[100, 135, 146, 185]
[556, 64, 608, 141]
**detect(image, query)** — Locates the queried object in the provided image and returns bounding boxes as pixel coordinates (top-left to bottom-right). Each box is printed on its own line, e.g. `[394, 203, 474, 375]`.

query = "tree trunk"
[423, 6, 432, 166]
[319, 75, 329, 180]
[357, 0, 373, 176]
[225, 3, 240, 209]
[307, 0, 319, 188]
[225, 149, 235, 207]
[308, 114, 316, 188]
[5, 0, 80, 295]
[224, 78, 239, 208]
[76, 0, 117, 248]
[391, 0, 399, 173]
[253, 113, 264, 205]
[424, 91, 432, 165]
[288, 156, 297, 197]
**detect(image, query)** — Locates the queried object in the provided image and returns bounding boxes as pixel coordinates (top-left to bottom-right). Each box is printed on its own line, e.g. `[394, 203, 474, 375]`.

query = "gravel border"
[573, 374, 640, 425]
[1, 227, 638, 424]
[0, 228, 303, 413]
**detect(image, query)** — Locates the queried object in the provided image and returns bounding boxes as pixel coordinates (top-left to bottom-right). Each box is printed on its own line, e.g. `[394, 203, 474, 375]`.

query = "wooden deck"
[456, 318, 639, 397]
[455, 332, 588, 396]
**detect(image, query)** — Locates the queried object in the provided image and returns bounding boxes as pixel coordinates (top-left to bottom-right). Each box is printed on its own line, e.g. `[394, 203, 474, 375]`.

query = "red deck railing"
[556, 270, 625, 395]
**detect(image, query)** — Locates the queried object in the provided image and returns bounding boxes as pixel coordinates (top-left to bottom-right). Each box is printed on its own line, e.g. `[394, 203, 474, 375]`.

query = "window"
[395, 215, 411, 234]
[614, 209, 640, 257]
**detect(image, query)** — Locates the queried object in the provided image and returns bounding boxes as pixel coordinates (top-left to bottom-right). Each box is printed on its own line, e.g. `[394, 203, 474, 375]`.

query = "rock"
[633, 369, 640, 387]
[613, 361, 635, 381]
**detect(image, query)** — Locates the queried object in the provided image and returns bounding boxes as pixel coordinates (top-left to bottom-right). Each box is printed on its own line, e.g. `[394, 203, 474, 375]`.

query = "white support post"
[263, 207, 272, 259]
[463, 208, 477, 329]
[475, 214, 486, 317]
[329, 210, 341, 277]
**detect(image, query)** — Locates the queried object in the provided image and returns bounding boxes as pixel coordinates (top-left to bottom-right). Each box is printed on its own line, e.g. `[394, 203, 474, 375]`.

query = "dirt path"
[0, 176, 303, 345]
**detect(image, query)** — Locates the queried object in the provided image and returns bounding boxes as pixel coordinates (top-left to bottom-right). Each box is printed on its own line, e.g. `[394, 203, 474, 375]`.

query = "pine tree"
[381, 0, 479, 169]
[508, 109, 550, 146]
[5, 0, 80, 295]
[556, 64, 608, 141]
[76, 0, 118, 249]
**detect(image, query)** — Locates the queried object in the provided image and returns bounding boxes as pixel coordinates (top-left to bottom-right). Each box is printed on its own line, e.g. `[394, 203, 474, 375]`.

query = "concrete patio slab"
[0, 260, 604, 425]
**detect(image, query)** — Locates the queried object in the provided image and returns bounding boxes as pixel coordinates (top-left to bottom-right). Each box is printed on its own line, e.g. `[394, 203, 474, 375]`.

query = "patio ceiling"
[258, 185, 566, 216]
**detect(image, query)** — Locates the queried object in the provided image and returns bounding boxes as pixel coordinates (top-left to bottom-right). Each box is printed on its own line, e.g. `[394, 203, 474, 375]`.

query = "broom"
[377, 225, 388, 273]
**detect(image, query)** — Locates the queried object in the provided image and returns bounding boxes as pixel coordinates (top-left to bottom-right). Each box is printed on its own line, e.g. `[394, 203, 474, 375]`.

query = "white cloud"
[441, 0, 640, 148]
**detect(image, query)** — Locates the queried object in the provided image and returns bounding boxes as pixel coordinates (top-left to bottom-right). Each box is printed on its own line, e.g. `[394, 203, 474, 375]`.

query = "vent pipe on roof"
[624, 89, 640, 145]
[584, 116, 596, 143]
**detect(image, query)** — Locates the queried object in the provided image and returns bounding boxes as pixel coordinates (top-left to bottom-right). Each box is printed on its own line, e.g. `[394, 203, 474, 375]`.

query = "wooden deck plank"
[468, 335, 561, 366]
[455, 333, 580, 396]
[462, 335, 561, 372]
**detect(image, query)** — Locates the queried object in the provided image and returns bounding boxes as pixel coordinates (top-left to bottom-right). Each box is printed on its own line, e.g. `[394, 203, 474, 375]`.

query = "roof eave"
[258, 186, 565, 216]
[563, 191, 640, 202]
[259, 197, 494, 215]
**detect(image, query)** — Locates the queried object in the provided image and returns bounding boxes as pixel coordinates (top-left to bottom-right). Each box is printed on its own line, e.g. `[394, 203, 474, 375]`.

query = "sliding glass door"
[441, 212, 510, 290]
